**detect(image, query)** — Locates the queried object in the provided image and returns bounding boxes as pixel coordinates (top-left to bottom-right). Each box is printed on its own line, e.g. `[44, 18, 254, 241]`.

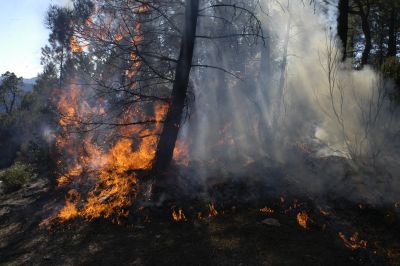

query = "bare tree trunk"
[154, 0, 199, 172]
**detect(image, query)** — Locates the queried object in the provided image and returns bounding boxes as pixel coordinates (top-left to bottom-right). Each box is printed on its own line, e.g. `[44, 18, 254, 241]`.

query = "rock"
[261, 218, 281, 227]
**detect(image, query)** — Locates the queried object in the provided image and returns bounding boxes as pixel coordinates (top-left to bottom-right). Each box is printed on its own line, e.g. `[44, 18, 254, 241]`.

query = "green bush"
[0, 162, 35, 193]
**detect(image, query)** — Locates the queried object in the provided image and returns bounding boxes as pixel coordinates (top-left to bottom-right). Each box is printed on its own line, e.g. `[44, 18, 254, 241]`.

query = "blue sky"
[0, 0, 67, 78]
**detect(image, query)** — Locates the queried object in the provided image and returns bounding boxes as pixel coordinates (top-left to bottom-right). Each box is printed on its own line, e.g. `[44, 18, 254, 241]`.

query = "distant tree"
[381, 0, 400, 58]
[335, 0, 400, 67]
[0, 72, 23, 115]
[44, 5, 77, 87]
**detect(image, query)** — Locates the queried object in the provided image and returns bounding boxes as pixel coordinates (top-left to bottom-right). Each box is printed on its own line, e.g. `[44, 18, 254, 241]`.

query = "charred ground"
[1, 163, 400, 266]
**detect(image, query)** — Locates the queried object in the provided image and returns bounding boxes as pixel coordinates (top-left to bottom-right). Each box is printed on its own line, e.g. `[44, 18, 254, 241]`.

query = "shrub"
[0, 162, 35, 193]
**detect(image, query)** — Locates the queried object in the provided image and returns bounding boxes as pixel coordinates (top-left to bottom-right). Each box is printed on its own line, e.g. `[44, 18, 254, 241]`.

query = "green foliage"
[381, 57, 400, 102]
[0, 66, 58, 169]
[0, 71, 23, 115]
[0, 162, 36, 193]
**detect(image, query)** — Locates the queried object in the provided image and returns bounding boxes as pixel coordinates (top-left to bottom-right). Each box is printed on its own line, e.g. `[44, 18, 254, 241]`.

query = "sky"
[0, 0, 68, 79]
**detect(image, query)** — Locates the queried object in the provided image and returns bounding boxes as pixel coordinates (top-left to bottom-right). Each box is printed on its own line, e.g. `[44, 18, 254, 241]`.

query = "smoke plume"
[176, 0, 400, 204]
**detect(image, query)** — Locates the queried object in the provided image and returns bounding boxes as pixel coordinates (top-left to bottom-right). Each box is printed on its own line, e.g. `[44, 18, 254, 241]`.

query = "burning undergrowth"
[52, 79, 168, 223]
[47, 2, 171, 223]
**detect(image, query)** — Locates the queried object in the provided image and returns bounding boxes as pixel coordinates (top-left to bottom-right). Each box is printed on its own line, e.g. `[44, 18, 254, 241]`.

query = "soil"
[1, 178, 399, 266]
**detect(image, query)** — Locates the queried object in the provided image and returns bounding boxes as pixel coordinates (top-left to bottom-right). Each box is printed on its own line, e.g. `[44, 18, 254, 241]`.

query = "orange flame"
[136, 3, 150, 13]
[172, 208, 187, 222]
[58, 190, 80, 221]
[173, 140, 190, 166]
[70, 36, 84, 53]
[54, 79, 168, 222]
[296, 211, 309, 229]
[208, 203, 218, 217]
[338, 232, 368, 250]
[260, 207, 274, 214]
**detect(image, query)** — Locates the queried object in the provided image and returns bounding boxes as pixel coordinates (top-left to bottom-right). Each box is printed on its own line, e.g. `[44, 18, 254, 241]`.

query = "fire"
[58, 199, 79, 221]
[260, 207, 274, 214]
[208, 203, 218, 217]
[54, 99, 167, 221]
[338, 232, 368, 250]
[172, 208, 187, 222]
[296, 211, 309, 229]
[297, 142, 311, 154]
[53, 79, 168, 222]
[51, 0, 170, 223]
[131, 22, 144, 46]
[70, 36, 84, 53]
[114, 32, 124, 42]
[173, 140, 190, 166]
[113, 26, 125, 42]
[79, 139, 142, 220]
[58, 190, 80, 221]
[49, 0, 169, 224]
[57, 164, 82, 187]
[136, 3, 150, 13]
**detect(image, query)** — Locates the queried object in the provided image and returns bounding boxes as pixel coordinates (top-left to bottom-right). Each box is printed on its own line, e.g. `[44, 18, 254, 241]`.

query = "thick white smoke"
[176, 0, 400, 204]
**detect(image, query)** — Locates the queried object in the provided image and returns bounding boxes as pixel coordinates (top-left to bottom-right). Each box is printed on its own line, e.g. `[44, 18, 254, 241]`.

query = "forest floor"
[0, 177, 400, 266]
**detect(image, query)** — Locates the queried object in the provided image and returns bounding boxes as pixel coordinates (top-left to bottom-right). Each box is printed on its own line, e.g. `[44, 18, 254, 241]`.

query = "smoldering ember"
[1, 0, 400, 265]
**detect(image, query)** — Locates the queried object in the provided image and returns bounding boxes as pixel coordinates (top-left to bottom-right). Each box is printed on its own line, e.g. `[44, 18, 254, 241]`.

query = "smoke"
[48, 0, 400, 207]
[177, 0, 400, 204]
[55, 0, 73, 8]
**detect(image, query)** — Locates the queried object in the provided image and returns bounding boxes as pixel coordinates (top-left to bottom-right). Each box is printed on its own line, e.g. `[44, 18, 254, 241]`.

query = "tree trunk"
[355, 0, 371, 66]
[278, 17, 290, 99]
[153, 0, 199, 172]
[9, 92, 16, 115]
[360, 14, 371, 66]
[387, 4, 397, 57]
[59, 47, 64, 88]
[337, 0, 349, 61]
